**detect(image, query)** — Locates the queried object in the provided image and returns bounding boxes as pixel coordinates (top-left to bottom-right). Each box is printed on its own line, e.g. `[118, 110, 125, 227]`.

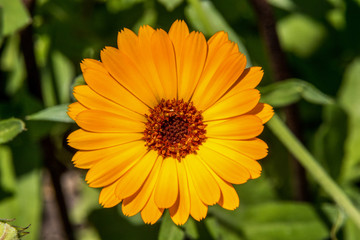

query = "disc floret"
[143, 99, 207, 159]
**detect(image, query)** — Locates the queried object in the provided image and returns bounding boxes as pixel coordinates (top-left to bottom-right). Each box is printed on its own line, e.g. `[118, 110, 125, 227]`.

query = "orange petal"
[141, 188, 164, 224]
[117, 26, 164, 102]
[68, 129, 143, 150]
[137, 25, 165, 101]
[68, 102, 87, 121]
[207, 31, 229, 47]
[100, 47, 158, 107]
[150, 29, 177, 100]
[99, 181, 122, 208]
[177, 31, 207, 101]
[85, 141, 147, 188]
[217, 181, 239, 210]
[122, 156, 162, 217]
[154, 157, 178, 208]
[80, 58, 107, 73]
[73, 85, 145, 122]
[203, 89, 260, 121]
[206, 138, 268, 160]
[115, 151, 158, 199]
[168, 20, 190, 73]
[71, 142, 143, 169]
[76, 110, 145, 133]
[228, 67, 264, 95]
[191, 32, 239, 108]
[169, 159, 190, 225]
[138, 25, 155, 40]
[206, 115, 264, 139]
[192, 52, 247, 111]
[197, 145, 251, 184]
[117, 28, 139, 58]
[202, 162, 239, 210]
[72, 150, 100, 169]
[186, 162, 208, 221]
[83, 68, 149, 115]
[247, 103, 274, 123]
[206, 31, 238, 63]
[204, 139, 262, 179]
[184, 155, 220, 205]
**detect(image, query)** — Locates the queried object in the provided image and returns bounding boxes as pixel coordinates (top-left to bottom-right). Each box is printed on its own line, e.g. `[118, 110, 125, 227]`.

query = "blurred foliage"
[0, 118, 25, 144]
[260, 78, 334, 107]
[0, 0, 31, 37]
[1, 0, 360, 239]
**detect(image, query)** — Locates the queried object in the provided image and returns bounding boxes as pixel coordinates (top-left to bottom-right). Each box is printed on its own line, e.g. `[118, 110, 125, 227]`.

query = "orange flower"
[67, 20, 273, 225]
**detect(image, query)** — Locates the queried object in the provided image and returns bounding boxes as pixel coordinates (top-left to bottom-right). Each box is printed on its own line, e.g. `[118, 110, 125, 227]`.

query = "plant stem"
[267, 114, 360, 228]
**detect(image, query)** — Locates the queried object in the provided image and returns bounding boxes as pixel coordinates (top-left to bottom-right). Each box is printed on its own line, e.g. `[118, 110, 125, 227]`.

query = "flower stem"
[267, 113, 360, 228]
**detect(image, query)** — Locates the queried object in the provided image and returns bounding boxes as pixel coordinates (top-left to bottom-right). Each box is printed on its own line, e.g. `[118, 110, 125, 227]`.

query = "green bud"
[0, 219, 30, 240]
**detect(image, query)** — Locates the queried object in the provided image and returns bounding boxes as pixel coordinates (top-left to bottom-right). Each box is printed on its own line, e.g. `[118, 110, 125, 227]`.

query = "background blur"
[1, 0, 360, 239]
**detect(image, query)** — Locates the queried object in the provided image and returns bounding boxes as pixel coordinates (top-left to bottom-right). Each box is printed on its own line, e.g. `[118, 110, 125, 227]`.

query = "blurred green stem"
[268, 114, 360, 229]
[187, 0, 213, 34]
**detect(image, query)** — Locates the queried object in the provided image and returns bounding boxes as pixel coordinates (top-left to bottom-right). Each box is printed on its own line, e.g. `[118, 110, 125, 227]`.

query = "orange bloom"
[67, 20, 273, 225]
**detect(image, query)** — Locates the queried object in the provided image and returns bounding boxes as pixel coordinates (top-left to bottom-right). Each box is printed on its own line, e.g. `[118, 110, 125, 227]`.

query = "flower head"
[67, 20, 273, 225]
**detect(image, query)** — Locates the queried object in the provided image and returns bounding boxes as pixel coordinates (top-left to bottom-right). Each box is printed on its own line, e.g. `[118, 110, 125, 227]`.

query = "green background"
[1, 0, 360, 239]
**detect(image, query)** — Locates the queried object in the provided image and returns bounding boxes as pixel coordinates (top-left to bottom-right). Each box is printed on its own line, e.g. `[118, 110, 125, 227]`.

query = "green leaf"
[13, 167, 41, 240]
[0, 7, 3, 44]
[277, 14, 326, 57]
[210, 202, 329, 240]
[313, 104, 347, 179]
[260, 78, 334, 107]
[0, 0, 31, 36]
[1, 34, 20, 71]
[267, 0, 297, 11]
[0, 35, 26, 96]
[41, 66, 57, 107]
[26, 104, 73, 123]
[345, 219, 360, 240]
[339, 58, 360, 118]
[106, 0, 143, 13]
[241, 203, 328, 240]
[205, 217, 243, 240]
[338, 58, 360, 182]
[158, 211, 185, 240]
[204, 217, 221, 239]
[0, 145, 41, 240]
[132, 0, 157, 31]
[158, 0, 183, 11]
[236, 177, 278, 205]
[52, 51, 75, 104]
[182, 218, 198, 239]
[185, 0, 251, 66]
[327, 8, 346, 30]
[0, 146, 17, 220]
[5, 54, 26, 96]
[0, 118, 25, 144]
[342, 185, 360, 240]
[0, 145, 16, 192]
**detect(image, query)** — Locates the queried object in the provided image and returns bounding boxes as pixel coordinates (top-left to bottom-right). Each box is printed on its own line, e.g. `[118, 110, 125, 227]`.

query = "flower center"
[143, 99, 207, 160]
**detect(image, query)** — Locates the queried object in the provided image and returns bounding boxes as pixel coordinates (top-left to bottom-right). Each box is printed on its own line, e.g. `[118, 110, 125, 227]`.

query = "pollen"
[143, 99, 207, 159]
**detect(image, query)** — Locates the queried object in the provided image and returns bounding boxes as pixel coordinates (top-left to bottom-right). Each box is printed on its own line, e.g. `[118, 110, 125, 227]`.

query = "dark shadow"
[88, 208, 159, 240]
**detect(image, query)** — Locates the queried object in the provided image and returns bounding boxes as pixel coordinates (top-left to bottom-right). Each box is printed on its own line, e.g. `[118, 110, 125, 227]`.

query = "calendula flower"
[67, 20, 273, 225]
